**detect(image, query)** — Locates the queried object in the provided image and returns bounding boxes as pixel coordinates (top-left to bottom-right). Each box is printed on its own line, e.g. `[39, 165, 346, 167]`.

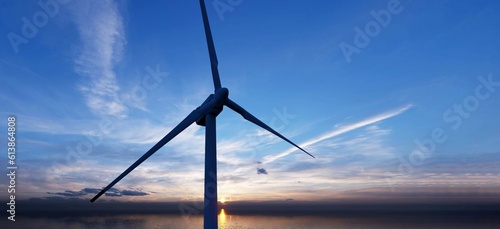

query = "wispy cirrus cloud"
[263, 104, 413, 164]
[70, 0, 126, 117]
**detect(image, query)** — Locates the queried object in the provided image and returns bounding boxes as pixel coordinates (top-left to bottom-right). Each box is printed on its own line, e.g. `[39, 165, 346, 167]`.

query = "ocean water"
[9, 211, 500, 229]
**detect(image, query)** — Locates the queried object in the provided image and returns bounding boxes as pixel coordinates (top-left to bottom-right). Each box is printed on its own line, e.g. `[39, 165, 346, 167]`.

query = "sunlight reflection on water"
[219, 209, 227, 227]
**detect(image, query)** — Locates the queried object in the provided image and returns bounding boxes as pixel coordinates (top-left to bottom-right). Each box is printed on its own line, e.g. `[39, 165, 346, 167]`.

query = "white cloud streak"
[262, 104, 413, 164]
[71, 0, 126, 117]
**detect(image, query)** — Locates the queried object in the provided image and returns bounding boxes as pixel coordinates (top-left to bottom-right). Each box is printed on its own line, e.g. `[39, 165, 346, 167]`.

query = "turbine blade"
[199, 0, 222, 90]
[90, 108, 205, 202]
[225, 99, 315, 158]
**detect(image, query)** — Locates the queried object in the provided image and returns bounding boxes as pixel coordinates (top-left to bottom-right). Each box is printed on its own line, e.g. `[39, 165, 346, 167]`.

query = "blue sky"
[1, 0, 499, 205]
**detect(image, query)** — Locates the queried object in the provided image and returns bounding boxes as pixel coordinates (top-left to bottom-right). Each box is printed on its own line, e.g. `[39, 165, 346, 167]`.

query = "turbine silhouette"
[90, 1, 314, 228]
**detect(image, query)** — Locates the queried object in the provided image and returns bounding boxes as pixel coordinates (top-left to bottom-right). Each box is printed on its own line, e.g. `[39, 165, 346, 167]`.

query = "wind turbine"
[90, 0, 314, 228]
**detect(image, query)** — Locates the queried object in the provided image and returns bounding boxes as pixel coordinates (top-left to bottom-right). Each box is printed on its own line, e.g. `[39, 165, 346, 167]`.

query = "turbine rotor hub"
[196, 87, 229, 126]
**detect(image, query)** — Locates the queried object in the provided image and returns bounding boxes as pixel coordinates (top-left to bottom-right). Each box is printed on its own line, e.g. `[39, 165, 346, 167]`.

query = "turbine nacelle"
[196, 87, 229, 126]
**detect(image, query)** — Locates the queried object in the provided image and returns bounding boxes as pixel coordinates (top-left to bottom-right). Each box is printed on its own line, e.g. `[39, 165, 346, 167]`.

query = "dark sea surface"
[9, 211, 500, 229]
